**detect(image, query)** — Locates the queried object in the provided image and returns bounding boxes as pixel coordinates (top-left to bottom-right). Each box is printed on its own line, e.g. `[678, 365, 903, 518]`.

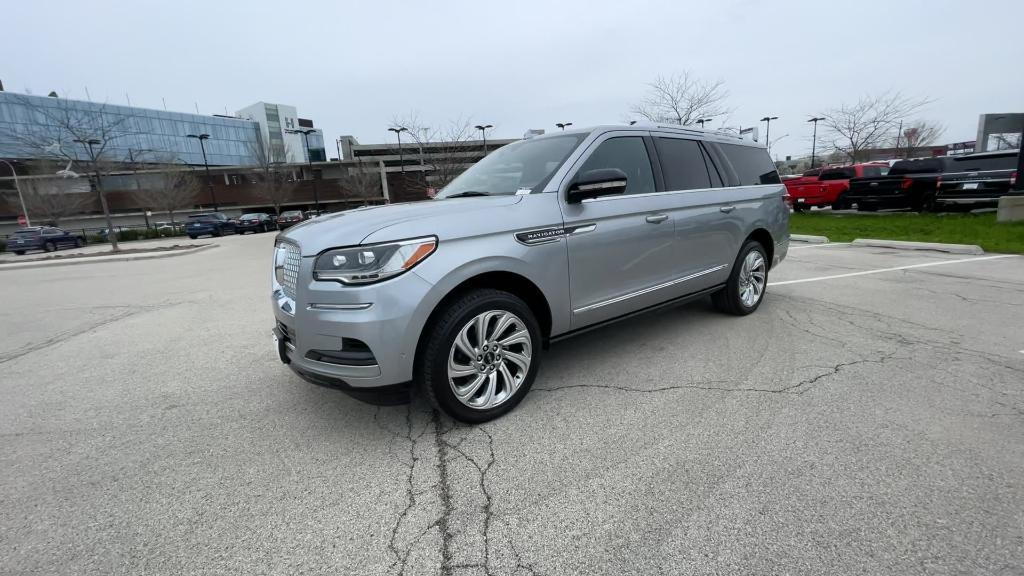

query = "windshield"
[437, 134, 586, 198]
[281, 211, 302, 217]
[240, 213, 261, 219]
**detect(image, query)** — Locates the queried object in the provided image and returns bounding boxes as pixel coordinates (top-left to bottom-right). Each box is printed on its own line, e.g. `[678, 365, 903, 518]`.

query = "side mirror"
[567, 168, 628, 203]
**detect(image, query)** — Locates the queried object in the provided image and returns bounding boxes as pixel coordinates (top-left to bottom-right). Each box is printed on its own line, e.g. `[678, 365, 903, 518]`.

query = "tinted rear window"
[189, 215, 218, 222]
[240, 214, 262, 219]
[888, 159, 946, 175]
[14, 229, 40, 236]
[655, 138, 712, 191]
[947, 154, 1017, 173]
[820, 168, 854, 180]
[281, 211, 302, 217]
[719, 143, 781, 186]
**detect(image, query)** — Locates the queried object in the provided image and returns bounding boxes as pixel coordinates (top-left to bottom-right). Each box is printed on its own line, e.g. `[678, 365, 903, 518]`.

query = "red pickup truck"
[785, 163, 890, 211]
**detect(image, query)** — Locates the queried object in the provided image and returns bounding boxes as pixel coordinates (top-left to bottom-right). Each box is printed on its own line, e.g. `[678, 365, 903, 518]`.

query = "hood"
[279, 195, 524, 255]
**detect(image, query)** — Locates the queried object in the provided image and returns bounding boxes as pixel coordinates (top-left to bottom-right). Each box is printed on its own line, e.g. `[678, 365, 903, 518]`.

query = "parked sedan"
[236, 213, 275, 234]
[6, 226, 86, 255]
[276, 210, 306, 230]
[186, 212, 237, 239]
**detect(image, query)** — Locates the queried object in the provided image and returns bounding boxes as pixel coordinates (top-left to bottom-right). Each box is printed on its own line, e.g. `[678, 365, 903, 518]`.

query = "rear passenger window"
[654, 138, 712, 191]
[819, 169, 848, 181]
[577, 137, 655, 195]
[719, 143, 781, 186]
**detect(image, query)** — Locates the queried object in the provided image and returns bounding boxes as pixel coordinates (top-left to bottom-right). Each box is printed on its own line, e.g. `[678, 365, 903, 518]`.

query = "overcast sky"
[3, 0, 1022, 160]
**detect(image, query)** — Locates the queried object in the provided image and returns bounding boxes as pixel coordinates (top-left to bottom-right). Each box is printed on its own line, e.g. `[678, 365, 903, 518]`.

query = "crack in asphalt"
[0, 300, 188, 365]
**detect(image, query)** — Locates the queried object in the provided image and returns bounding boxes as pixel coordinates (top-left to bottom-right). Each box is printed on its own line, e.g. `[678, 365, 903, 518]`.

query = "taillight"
[936, 176, 942, 190]
[1011, 171, 1017, 187]
[782, 192, 793, 207]
[901, 178, 913, 189]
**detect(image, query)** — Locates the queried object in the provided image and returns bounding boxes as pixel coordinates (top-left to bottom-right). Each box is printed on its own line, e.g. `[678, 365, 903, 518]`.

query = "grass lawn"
[790, 212, 1024, 254]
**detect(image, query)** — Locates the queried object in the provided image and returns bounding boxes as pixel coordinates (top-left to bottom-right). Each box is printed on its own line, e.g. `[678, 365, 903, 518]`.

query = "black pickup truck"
[935, 150, 1019, 209]
[846, 157, 948, 212]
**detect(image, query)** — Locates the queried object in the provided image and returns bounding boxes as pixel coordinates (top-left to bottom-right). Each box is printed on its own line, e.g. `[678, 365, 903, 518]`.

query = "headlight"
[314, 236, 437, 284]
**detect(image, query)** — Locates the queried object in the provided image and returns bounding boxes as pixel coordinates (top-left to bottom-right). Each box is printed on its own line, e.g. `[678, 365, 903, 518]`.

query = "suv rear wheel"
[419, 289, 541, 423]
[712, 240, 768, 316]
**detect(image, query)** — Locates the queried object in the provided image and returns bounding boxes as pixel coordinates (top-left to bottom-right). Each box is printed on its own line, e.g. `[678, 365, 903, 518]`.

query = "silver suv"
[272, 125, 789, 422]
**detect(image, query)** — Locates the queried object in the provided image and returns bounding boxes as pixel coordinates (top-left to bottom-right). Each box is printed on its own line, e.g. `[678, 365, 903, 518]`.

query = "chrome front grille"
[280, 242, 301, 300]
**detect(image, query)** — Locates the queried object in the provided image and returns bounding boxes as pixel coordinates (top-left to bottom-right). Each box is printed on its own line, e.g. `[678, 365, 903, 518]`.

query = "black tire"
[832, 192, 849, 211]
[793, 203, 807, 213]
[75, 238, 85, 248]
[856, 202, 878, 212]
[419, 289, 542, 423]
[213, 230, 222, 237]
[43, 241, 56, 252]
[712, 239, 769, 316]
[188, 235, 197, 240]
[920, 193, 938, 213]
[14, 250, 25, 255]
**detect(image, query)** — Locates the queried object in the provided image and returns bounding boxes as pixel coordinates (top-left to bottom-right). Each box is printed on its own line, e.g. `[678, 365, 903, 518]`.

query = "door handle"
[719, 206, 736, 213]
[645, 214, 669, 224]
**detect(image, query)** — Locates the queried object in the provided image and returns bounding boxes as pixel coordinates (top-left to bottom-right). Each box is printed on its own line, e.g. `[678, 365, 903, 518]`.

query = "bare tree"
[895, 120, 945, 159]
[0, 94, 140, 251]
[821, 92, 930, 163]
[630, 72, 730, 126]
[390, 114, 479, 192]
[130, 158, 200, 226]
[245, 139, 296, 215]
[338, 158, 383, 203]
[16, 172, 94, 227]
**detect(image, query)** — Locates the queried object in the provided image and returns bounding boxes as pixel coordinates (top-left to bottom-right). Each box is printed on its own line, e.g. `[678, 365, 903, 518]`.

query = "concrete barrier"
[791, 234, 829, 244]
[997, 196, 1024, 223]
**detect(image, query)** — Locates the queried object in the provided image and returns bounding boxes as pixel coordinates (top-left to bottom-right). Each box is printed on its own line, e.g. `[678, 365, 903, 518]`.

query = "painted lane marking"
[769, 254, 1018, 286]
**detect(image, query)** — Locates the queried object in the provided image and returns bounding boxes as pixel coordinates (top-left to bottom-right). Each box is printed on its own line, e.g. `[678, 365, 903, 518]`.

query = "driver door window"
[576, 137, 655, 195]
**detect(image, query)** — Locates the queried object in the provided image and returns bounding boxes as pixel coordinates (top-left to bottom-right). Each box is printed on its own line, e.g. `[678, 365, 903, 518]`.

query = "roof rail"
[652, 124, 745, 141]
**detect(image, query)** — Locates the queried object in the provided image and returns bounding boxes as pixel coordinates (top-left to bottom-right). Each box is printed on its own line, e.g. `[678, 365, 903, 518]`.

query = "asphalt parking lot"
[1, 233, 1022, 575]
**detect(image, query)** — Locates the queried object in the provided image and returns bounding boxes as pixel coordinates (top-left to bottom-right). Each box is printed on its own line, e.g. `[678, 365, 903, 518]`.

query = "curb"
[0, 244, 216, 271]
[851, 239, 984, 255]
[791, 234, 829, 244]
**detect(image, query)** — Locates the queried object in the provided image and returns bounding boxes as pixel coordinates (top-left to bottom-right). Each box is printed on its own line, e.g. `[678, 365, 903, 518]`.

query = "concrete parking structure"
[1, 234, 1022, 575]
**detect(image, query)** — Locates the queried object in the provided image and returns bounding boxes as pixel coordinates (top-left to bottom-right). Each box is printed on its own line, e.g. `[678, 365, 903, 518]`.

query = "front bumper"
[271, 247, 435, 388]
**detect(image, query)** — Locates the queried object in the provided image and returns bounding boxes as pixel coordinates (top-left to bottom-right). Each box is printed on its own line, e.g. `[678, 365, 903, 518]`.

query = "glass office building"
[0, 92, 262, 166]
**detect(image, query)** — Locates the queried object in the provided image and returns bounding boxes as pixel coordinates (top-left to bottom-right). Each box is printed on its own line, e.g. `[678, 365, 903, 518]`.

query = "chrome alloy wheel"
[738, 250, 766, 307]
[447, 310, 533, 410]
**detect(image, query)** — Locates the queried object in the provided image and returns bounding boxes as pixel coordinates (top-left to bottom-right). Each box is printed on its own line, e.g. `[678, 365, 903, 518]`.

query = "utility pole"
[286, 128, 322, 214]
[760, 116, 778, 154]
[474, 124, 493, 156]
[807, 117, 825, 169]
[894, 119, 904, 159]
[388, 127, 408, 173]
[186, 133, 217, 210]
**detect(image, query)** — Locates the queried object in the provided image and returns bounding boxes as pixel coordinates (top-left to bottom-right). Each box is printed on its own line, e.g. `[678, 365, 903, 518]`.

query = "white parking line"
[769, 254, 1018, 286]
[789, 242, 852, 250]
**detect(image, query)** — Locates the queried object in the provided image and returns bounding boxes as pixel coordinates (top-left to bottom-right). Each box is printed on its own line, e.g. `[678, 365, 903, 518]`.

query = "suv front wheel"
[712, 240, 769, 316]
[420, 289, 541, 423]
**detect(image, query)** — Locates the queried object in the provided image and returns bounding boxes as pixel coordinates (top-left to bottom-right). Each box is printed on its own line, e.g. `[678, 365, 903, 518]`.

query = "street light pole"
[388, 127, 408, 174]
[186, 133, 217, 210]
[807, 117, 825, 169]
[74, 137, 119, 252]
[696, 118, 713, 128]
[0, 159, 29, 227]
[286, 128, 321, 214]
[760, 116, 778, 154]
[474, 124, 493, 156]
[555, 122, 573, 131]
